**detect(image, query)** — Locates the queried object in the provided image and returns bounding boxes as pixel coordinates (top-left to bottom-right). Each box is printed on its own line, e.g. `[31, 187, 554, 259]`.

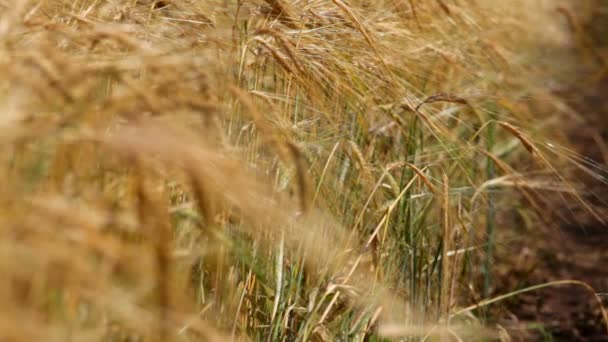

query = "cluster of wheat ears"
[0, 0, 606, 341]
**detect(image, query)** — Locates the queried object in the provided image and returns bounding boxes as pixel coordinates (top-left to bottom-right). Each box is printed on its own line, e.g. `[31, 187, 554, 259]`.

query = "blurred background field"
[0, 1, 606, 341]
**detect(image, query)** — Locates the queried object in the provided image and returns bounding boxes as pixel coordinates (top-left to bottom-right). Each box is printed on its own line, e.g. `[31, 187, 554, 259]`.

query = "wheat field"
[0, 0, 606, 341]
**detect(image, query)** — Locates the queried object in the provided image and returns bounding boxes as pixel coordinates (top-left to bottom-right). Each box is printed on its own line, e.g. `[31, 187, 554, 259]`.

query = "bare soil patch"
[499, 78, 608, 341]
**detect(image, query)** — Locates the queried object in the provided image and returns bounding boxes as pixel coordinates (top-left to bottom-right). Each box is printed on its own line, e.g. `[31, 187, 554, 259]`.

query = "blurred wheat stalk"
[0, 0, 605, 341]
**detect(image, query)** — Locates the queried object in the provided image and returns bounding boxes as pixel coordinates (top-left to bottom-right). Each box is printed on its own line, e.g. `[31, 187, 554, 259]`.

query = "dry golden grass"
[0, 0, 606, 341]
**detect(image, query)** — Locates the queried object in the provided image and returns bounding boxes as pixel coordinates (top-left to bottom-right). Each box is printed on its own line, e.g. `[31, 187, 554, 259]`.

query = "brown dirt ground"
[496, 74, 608, 341]
[494, 9, 608, 337]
